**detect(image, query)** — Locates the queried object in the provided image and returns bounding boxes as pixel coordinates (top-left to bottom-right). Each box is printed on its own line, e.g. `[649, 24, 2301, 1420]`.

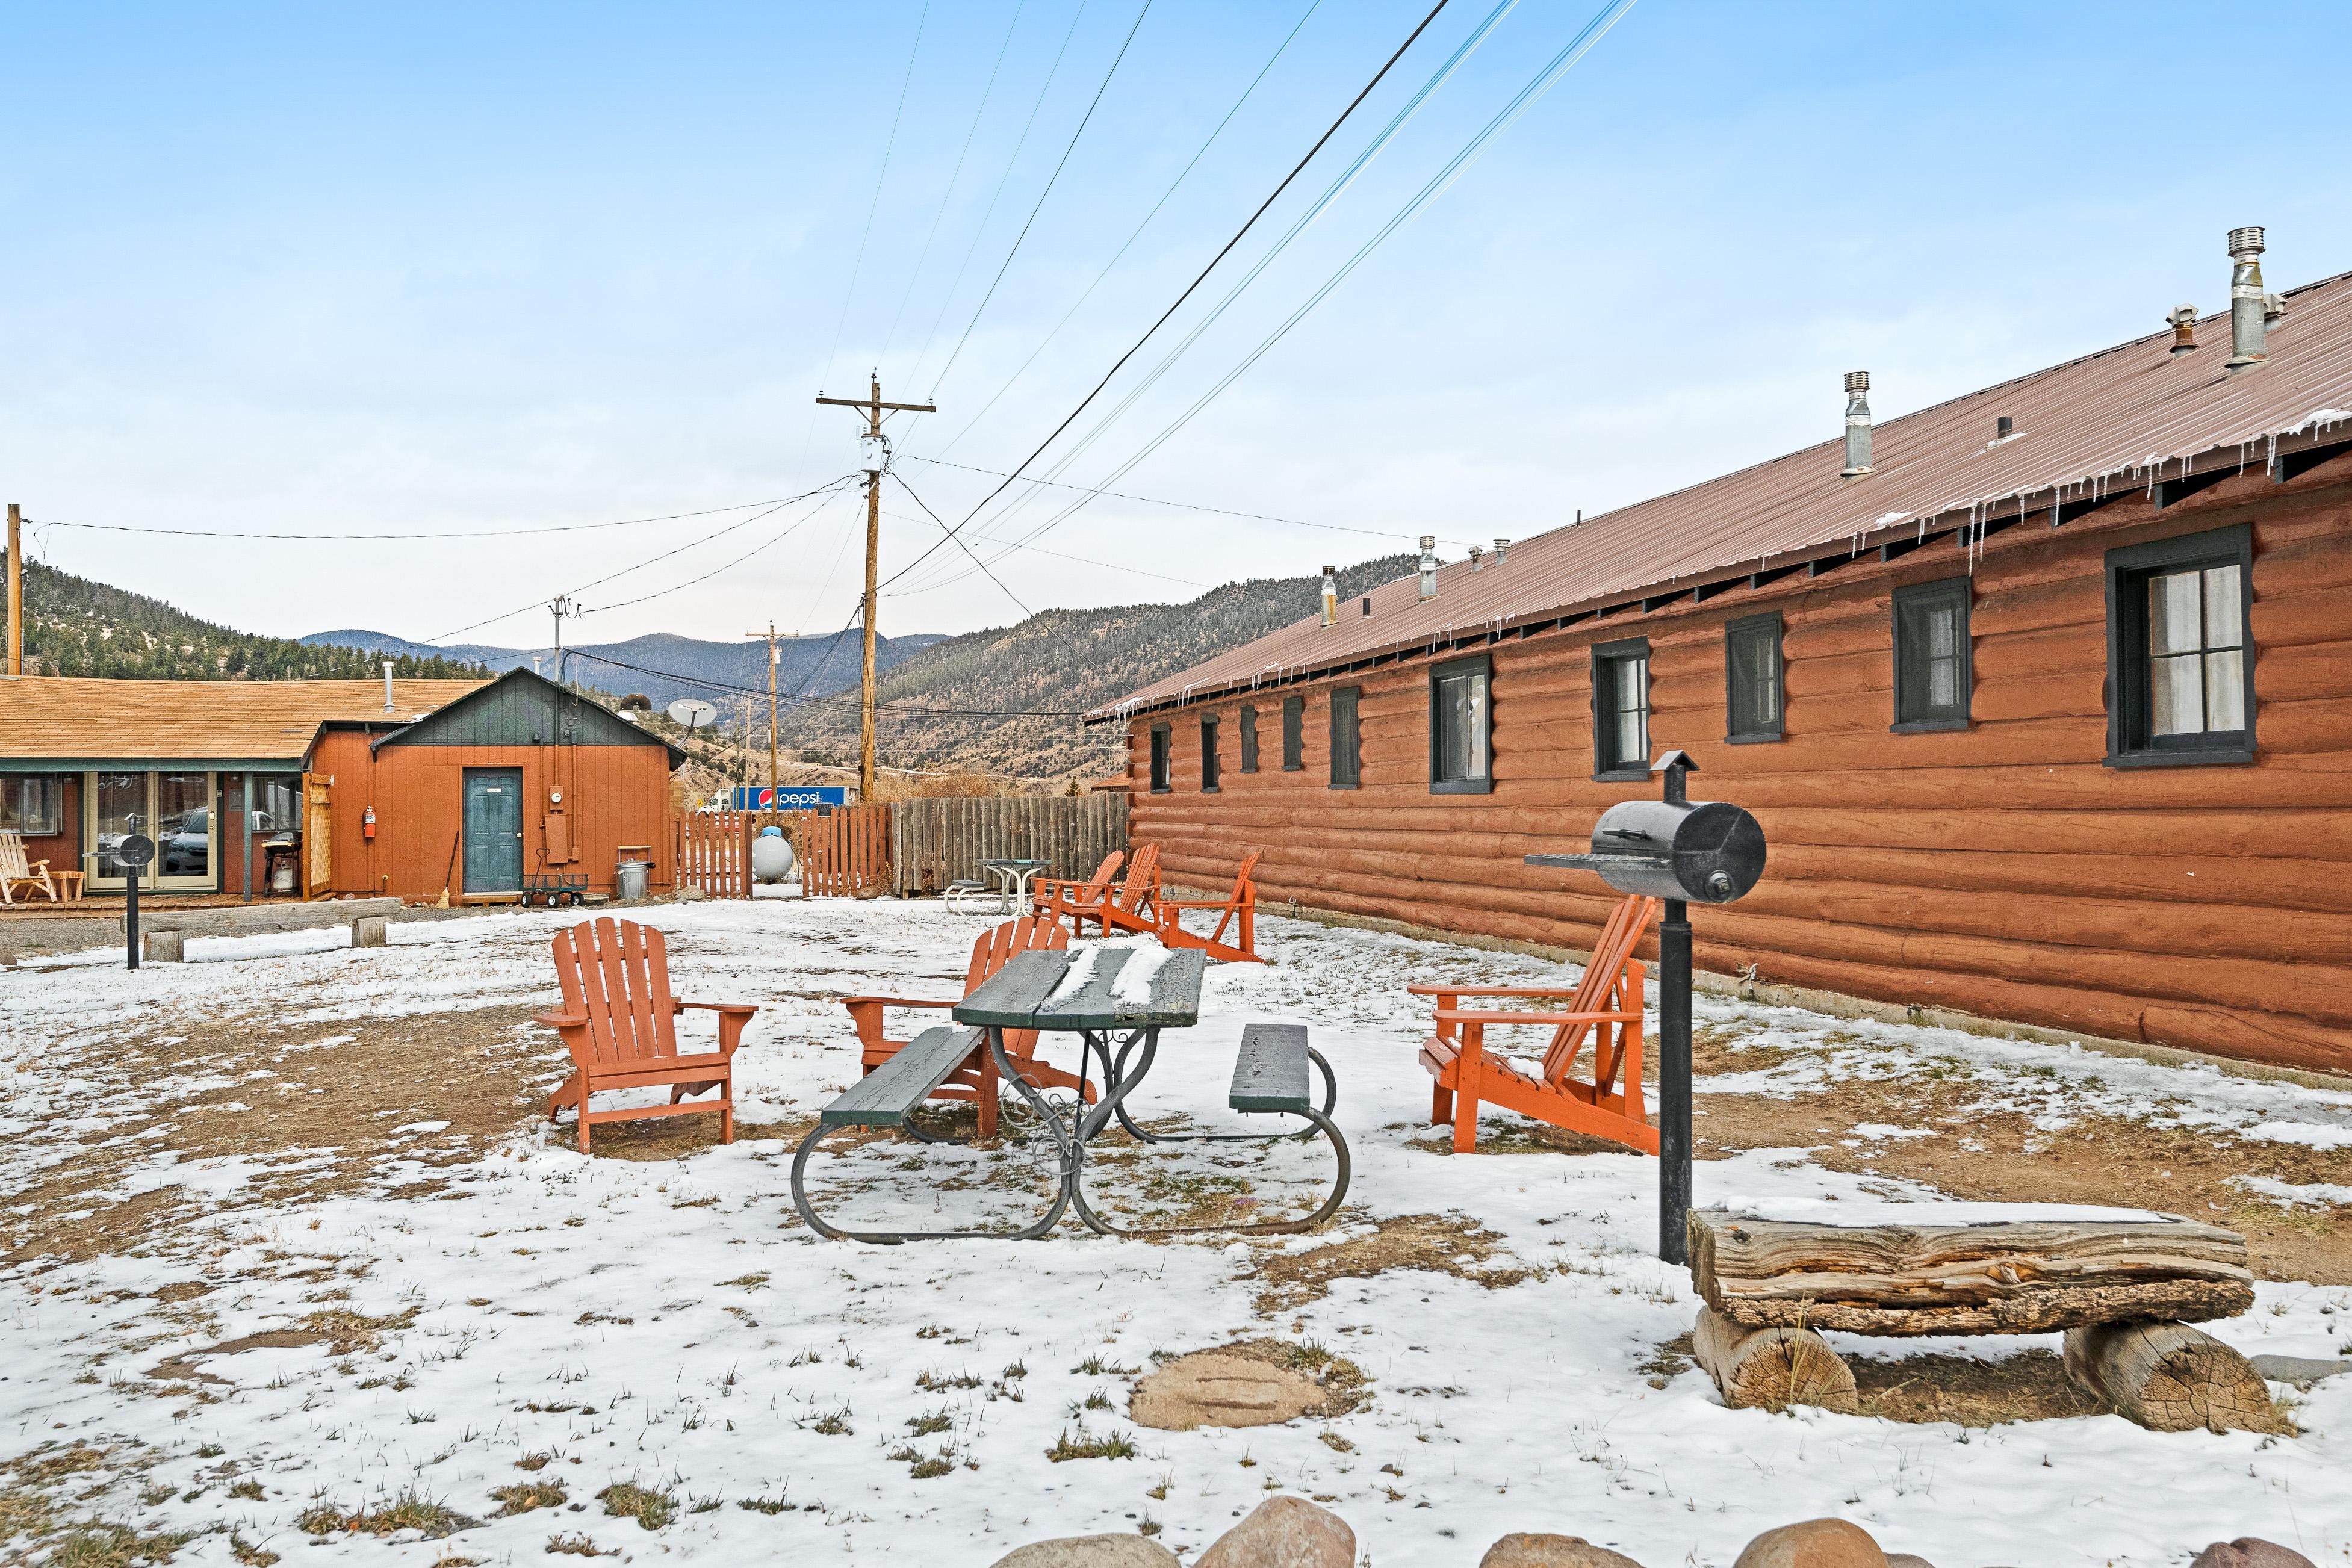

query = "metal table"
[964, 857, 1052, 915]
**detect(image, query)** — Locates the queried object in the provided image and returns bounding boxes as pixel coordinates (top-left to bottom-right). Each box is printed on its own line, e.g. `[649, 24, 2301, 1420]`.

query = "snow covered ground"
[2, 899, 2348, 1567]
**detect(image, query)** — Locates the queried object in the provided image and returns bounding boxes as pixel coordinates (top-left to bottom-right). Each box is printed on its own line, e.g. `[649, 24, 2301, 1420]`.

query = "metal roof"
[1094, 268, 2352, 722]
[0, 677, 489, 766]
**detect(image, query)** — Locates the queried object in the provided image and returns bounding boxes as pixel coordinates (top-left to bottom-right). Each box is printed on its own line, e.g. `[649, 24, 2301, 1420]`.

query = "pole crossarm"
[815, 396, 937, 414]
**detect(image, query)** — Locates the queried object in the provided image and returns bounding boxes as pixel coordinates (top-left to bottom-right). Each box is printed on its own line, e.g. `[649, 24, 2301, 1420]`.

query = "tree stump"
[144, 929, 186, 963]
[1694, 1305, 1858, 1413]
[349, 916, 389, 949]
[2062, 1320, 2274, 1433]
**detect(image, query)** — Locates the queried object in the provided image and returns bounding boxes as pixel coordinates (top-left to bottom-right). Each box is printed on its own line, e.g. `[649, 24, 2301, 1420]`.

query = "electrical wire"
[22, 495, 827, 542]
[567, 647, 1091, 719]
[887, 469, 1032, 614]
[880, 509, 1205, 587]
[815, 1, 932, 404]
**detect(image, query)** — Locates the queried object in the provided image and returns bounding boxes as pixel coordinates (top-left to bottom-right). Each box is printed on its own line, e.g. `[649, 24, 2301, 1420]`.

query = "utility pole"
[815, 374, 934, 801]
[6, 503, 22, 677]
[745, 621, 780, 810]
[548, 594, 581, 686]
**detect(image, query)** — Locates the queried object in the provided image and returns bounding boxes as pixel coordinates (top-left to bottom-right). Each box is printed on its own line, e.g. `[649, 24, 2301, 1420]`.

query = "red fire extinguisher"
[362, 806, 377, 840]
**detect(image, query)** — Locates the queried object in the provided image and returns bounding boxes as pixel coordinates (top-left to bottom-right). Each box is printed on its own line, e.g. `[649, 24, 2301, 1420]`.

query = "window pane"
[1928, 654, 1957, 710]
[2202, 564, 2242, 650]
[2152, 654, 2203, 735]
[1619, 657, 1648, 714]
[1465, 672, 1488, 776]
[95, 772, 146, 878]
[0, 778, 57, 835]
[159, 772, 211, 878]
[1615, 709, 1645, 766]
[2204, 648, 2246, 731]
[2149, 571, 2201, 656]
[1923, 603, 1955, 660]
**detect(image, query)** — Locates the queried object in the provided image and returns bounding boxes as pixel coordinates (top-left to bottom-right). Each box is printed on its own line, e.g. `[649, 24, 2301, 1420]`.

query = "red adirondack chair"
[536, 917, 757, 1154]
[1049, 843, 1159, 939]
[1407, 894, 1661, 1155]
[839, 914, 1094, 1138]
[1155, 850, 1262, 963]
[1026, 850, 1123, 920]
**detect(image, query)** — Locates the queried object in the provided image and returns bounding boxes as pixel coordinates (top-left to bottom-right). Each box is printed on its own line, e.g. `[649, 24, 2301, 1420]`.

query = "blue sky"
[5, 1, 2350, 649]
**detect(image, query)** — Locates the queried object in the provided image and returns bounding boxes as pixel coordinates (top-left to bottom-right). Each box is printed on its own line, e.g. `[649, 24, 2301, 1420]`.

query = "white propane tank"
[751, 829, 796, 884]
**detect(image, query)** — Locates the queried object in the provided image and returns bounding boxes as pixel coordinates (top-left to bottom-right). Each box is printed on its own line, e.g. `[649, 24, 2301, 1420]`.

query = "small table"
[51, 870, 85, 903]
[952, 857, 1052, 915]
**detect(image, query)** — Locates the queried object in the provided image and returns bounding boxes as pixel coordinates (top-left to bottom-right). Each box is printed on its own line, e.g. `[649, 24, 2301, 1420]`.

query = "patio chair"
[839, 914, 1094, 1140]
[535, 917, 757, 1154]
[1025, 849, 1122, 920]
[1408, 893, 1662, 1156]
[0, 831, 58, 905]
[1155, 850, 1262, 964]
[1047, 843, 1159, 940]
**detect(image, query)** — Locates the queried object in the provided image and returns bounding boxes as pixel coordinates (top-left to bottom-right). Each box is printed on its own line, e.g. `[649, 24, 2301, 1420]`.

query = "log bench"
[1685, 1206, 2273, 1432]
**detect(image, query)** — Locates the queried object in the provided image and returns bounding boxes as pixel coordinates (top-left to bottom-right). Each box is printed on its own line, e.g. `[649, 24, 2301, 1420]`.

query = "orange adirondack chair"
[0, 831, 58, 905]
[1026, 850, 1123, 919]
[1050, 842, 1159, 939]
[1408, 894, 1661, 1156]
[536, 917, 757, 1154]
[840, 914, 1094, 1138]
[1155, 850, 1262, 964]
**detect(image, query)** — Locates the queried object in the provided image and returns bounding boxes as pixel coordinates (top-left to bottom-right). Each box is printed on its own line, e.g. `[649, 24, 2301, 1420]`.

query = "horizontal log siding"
[1129, 461, 2352, 1074]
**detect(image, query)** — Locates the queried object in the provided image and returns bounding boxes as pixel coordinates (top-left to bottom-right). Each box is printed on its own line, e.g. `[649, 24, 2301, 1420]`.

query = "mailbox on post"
[1526, 750, 1766, 1266]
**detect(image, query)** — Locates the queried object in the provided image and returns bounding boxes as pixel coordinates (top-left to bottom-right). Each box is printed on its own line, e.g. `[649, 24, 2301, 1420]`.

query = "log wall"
[1125, 458, 2352, 1074]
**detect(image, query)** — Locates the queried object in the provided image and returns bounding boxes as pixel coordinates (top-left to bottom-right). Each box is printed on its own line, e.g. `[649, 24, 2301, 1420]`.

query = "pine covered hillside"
[783, 554, 1417, 779]
[4, 555, 488, 681]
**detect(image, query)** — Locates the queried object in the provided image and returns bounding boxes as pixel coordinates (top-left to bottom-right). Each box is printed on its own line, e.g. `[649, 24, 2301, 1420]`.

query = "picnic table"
[789, 944, 1349, 1242]
[945, 857, 1053, 915]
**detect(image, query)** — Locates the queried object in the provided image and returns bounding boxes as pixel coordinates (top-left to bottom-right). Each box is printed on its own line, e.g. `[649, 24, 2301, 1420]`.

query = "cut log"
[2062, 1320, 2276, 1433]
[1692, 1305, 1857, 1413]
[1688, 1210, 2255, 1336]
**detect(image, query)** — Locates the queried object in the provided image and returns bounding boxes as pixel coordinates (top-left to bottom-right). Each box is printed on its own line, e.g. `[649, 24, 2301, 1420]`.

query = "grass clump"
[1046, 1425, 1137, 1463]
[595, 1483, 674, 1532]
[545, 1532, 615, 1557]
[737, 1495, 793, 1515]
[491, 1481, 568, 1517]
[905, 1410, 953, 1436]
[295, 1490, 468, 1539]
[46, 1522, 193, 1566]
[229, 1535, 279, 1566]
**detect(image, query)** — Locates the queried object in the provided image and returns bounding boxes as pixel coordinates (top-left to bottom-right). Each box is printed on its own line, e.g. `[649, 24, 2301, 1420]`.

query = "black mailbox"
[1526, 751, 1766, 905]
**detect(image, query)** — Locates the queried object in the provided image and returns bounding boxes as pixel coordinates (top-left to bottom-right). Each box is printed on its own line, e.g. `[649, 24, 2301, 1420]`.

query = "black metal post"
[125, 863, 140, 971]
[1658, 896, 1691, 1263]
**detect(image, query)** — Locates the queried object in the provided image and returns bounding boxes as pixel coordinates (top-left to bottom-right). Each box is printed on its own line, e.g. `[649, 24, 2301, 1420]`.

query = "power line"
[887, 469, 1032, 614]
[878, 508, 1206, 587]
[567, 646, 1090, 719]
[23, 495, 819, 542]
[815, 1, 932, 403]
[881, 0, 1455, 593]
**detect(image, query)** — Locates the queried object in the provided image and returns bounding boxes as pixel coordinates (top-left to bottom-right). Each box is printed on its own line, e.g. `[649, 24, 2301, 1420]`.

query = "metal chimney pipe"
[1417, 536, 1438, 600]
[1840, 371, 1874, 477]
[1319, 566, 1338, 627]
[2167, 305, 2200, 356]
[2226, 227, 2267, 372]
[382, 661, 395, 713]
[1468, 545, 1485, 572]
[1492, 538, 1510, 565]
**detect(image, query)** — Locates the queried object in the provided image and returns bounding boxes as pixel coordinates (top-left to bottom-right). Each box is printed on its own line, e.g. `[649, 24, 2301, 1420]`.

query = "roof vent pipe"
[1468, 545, 1485, 572]
[2167, 305, 2200, 355]
[1319, 566, 1338, 627]
[1840, 371, 1874, 476]
[1417, 536, 1438, 600]
[2226, 227, 2267, 371]
[382, 661, 395, 713]
[1492, 538, 1510, 565]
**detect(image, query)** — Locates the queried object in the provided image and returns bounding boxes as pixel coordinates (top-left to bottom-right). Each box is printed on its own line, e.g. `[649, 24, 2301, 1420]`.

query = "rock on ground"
[989, 1535, 1181, 1567]
[1196, 1496, 1355, 1568]
[1732, 1519, 1888, 1568]
[1480, 1532, 1646, 1567]
[1129, 1351, 1325, 1431]
[1884, 1556, 1938, 1568]
[2191, 1542, 2318, 1568]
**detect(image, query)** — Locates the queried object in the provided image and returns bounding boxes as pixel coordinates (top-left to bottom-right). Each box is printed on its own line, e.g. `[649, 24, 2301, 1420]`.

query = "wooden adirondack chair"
[536, 917, 757, 1154]
[0, 831, 58, 905]
[839, 914, 1094, 1138]
[1408, 894, 1661, 1156]
[1155, 850, 1262, 963]
[1049, 842, 1159, 939]
[1026, 850, 1122, 919]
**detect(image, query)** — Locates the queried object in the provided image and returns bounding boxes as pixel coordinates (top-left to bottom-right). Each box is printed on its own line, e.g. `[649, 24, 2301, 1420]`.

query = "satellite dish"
[666, 699, 719, 730]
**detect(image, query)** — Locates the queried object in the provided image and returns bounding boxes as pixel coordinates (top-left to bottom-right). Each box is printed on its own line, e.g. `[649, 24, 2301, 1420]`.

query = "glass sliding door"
[157, 773, 215, 885]
[83, 771, 218, 891]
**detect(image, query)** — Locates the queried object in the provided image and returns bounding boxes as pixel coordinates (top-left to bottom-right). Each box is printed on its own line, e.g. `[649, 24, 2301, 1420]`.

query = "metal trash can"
[615, 860, 651, 902]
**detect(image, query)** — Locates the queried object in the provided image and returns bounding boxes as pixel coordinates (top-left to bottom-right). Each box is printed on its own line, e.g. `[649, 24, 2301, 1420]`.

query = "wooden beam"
[2062, 1321, 2274, 1433]
[2151, 468, 2232, 510]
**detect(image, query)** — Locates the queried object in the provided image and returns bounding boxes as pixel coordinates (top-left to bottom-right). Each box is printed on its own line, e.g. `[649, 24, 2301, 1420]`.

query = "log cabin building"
[1094, 234, 2352, 1076]
[0, 667, 682, 902]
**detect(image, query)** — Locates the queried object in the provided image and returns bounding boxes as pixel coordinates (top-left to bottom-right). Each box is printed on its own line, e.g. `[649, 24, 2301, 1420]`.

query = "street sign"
[732, 785, 847, 811]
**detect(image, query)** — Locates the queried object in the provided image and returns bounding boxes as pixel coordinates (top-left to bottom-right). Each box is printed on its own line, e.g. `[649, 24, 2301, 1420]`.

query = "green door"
[462, 769, 525, 893]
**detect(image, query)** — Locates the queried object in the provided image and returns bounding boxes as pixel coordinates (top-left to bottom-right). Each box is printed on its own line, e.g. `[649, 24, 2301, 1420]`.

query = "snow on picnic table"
[2, 900, 2349, 1567]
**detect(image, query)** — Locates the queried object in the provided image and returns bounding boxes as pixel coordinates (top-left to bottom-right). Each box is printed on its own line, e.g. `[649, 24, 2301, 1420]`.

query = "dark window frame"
[1200, 714, 1221, 793]
[1724, 611, 1785, 744]
[1148, 723, 1171, 793]
[2103, 523, 2257, 769]
[0, 775, 65, 837]
[1280, 695, 1304, 771]
[1590, 637, 1651, 782]
[1328, 686, 1361, 790]
[1239, 705, 1259, 773]
[1891, 578, 1972, 733]
[1427, 652, 1494, 795]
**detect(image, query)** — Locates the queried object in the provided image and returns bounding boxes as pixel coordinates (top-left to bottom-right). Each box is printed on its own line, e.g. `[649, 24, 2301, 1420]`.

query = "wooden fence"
[888, 793, 1129, 898]
[676, 810, 753, 899]
[797, 805, 893, 898]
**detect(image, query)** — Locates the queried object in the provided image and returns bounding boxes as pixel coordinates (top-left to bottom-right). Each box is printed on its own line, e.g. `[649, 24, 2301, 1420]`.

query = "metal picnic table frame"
[789, 946, 1350, 1243]
[945, 857, 1052, 916]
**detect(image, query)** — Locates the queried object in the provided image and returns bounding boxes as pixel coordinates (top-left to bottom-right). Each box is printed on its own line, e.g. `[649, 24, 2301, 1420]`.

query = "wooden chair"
[0, 831, 58, 905]
[839, 914, 1094, 1139]
[535, 917, 757, 1154]
[1026, 850, 1122, 920]
[1408, 894, 1661, 1156]
[1049, 843, 1160, 939]
[1155, 850, 1263, 964]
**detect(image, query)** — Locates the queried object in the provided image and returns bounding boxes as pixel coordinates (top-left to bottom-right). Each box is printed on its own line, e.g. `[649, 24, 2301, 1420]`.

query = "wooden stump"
[1693, 1305, 1857, 1413]
[143, 929, 186, 963]
[2062, 1320, 2275, 1433]
[349, 916, 389, 949]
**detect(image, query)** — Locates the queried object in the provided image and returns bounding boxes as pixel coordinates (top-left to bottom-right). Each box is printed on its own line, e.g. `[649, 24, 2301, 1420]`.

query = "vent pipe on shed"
[382, 661, 394, 713]
[1840, 371, 1874, 477]
[2167, 304, 2200, 356]
[1418, 536, 1438, 600]
[1493, 538, 1510, 565]
[1468, 545, 1485, 572]
[2226, 227, 2268, 372]
[1320, 566, 1338, 627]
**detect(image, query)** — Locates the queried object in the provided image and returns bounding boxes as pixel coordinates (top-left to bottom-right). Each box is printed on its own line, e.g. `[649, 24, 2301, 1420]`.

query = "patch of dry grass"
[491, 1481, 568, 1517]
[595, 1483, 673, 1532]
[296, 1490, 471, 1539]
[1250, 1213, 1527, 1312]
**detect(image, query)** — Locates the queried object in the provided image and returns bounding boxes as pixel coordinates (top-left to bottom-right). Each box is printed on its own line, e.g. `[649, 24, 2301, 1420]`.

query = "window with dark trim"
[1725, 612, 1784, 743]
[1892, 578, 1971, 731]
[1239, 705, 1259, 773]
[1200, 715, 1221, 792]
[1328, 686, 1361, 789]
[1280, 696, 1304, 770]
[2104, 523, 2256, 767]
[1149, 723, 1171, 793]
[1591, 638, 1650, 781]
[0, 776, 64, 836]
[1429, 653, 1492, 793]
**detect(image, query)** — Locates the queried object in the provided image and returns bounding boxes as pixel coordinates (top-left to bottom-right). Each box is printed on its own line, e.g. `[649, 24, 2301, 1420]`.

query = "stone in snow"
[2191, 1542, 2319, 1568]
[1479, 1533, 1648, 1567]
[1731, 1518, 1888, 1568]
[1196, 1496, 1355, 1568]
[988, 1537, 1181, 1568]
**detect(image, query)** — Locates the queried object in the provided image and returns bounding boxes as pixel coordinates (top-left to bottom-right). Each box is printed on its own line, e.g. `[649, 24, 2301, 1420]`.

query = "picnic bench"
[1684, 1205, 2271, 1431]
[790, 946, 1348, 1243]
